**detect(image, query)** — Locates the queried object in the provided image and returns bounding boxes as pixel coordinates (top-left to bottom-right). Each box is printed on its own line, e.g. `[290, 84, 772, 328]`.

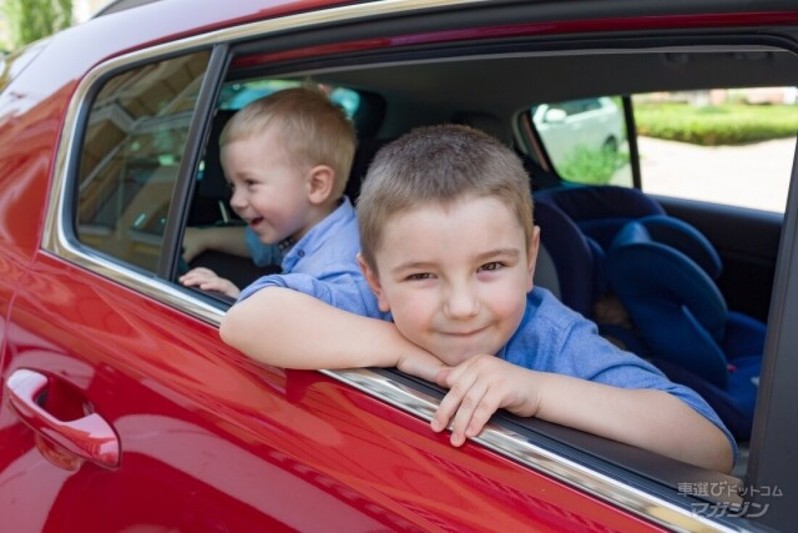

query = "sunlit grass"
[634, 103, 798, 145]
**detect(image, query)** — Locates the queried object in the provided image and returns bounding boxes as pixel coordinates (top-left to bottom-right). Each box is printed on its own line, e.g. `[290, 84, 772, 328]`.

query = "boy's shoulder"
[502, 287, 607, 369]
[284, 196, 360, 276]
[522, 286, 588, 336]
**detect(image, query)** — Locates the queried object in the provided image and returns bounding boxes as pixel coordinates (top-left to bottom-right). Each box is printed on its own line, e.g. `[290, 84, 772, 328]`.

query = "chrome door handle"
[5, 368, 120, 469]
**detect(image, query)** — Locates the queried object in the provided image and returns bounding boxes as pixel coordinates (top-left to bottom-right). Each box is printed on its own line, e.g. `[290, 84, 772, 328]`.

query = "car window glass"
[633, 87, 796, 213]
[530, 96, 633, 187]
[75, 51, 211, 271]
[218, 79, 360, 117]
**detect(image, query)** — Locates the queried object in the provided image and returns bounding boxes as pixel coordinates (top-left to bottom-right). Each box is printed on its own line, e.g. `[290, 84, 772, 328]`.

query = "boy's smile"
[222, 127, 316, 245]
[362, 195, 540, 366]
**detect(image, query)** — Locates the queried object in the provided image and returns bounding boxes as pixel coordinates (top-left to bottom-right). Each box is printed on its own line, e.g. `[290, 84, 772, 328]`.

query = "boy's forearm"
[204, 226, 250, 257]
[531, 373, 734, 472]
[220, 287, 440, 374]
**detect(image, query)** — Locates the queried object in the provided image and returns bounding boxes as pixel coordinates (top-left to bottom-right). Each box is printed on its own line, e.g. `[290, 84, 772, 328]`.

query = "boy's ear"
[306, 164, 335, 205]
[357, 253, 391, 313]
[526, 225, 541, 291]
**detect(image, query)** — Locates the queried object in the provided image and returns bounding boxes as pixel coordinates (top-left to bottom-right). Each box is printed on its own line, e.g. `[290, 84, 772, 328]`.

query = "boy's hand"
[180, 267, 240, 298]
[182, 227, 207, 263]
[396, 349, 447, 383]
[431, 355, 541, 447]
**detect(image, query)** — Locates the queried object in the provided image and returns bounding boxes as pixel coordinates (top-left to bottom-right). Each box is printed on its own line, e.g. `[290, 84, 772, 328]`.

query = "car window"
[75, 51, 211, 272]
[530, 96, 633, 187]
[633, 87, 797, 213]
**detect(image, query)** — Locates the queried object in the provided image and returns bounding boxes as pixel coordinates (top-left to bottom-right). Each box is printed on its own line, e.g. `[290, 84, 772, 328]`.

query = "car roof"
[93, 0, 163, 17]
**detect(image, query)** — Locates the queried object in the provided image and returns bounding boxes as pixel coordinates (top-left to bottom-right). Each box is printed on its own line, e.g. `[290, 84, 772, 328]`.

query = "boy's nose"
[443, 283, 480, 319]
[229, 188, 246, 210]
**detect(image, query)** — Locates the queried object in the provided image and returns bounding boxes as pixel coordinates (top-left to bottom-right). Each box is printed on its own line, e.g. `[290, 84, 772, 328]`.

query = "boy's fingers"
[430, 370, 476, 434]
[413, 361, 444, 383]
[434, 367, 452, 387]
[464, 389, 502, 439]
[448, 381, 488, 446]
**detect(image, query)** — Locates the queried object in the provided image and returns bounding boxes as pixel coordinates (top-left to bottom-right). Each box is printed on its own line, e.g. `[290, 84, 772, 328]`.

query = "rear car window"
[530, 96, 633, 187]
[75, 51, 210, 271]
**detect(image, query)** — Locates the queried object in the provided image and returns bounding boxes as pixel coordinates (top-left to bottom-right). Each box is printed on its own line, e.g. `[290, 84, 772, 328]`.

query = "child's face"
[221, 125, 314, 244]
[361, 195, 540, 366]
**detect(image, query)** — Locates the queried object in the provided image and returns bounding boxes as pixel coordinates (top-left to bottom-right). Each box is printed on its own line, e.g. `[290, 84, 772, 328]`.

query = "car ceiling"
[268, 46, 798, 129]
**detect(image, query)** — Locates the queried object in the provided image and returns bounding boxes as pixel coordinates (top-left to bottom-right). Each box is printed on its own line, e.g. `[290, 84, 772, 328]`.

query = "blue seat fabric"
[606, 215, 763, 440]
[533, 185, 665, 318]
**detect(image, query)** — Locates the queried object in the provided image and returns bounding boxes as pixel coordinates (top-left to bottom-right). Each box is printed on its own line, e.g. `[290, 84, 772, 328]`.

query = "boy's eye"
[406, 272, 432, 281]
[480, 261, 503, 272]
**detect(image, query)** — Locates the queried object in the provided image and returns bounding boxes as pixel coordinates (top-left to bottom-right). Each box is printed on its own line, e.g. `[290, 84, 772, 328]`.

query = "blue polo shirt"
[241, 196, 361, 285]
[239, 273, 736, 458]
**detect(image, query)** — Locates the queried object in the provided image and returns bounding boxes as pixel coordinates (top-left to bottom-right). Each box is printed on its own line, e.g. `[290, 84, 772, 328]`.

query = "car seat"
[605, 215, 764, 440]
[344, 137, 392, 202]
[532, 185, 666, 319]
[535, 184, 666, 251]
[532, 199, 598, 317]
[189, 109, 238, 226]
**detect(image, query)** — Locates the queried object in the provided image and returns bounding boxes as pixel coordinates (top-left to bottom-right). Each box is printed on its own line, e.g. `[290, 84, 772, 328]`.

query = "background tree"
[3, 0, 73, 50]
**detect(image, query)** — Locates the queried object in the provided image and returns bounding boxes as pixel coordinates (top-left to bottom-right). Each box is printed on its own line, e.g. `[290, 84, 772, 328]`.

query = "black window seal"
[157, 44, 231, 282]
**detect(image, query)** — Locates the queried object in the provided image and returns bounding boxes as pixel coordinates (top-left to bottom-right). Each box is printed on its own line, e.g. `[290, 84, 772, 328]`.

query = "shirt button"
[297, 250, 305, 257]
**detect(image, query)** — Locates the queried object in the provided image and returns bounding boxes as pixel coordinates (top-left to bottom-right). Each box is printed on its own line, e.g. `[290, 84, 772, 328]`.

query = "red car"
[1, 0, 797, 530]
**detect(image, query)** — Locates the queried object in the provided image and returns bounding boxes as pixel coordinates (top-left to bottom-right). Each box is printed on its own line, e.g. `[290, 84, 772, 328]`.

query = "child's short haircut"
[220, 86, 356, 198]
[357, 124, 534, 270]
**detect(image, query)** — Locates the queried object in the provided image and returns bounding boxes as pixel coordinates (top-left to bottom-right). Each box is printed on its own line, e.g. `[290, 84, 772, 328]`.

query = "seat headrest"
[450, 111, 512, 146]
[611, 220, 652, 247]
[345, 137, 392, 202]
[197, 109, 237, 199]
[635, 215, 722, 279]
[534, 200, 597, 316]
[536, 185, 665, 250]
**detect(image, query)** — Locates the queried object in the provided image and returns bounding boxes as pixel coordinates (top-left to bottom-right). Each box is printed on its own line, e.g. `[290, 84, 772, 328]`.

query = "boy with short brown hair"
[222, 124, 734, 472]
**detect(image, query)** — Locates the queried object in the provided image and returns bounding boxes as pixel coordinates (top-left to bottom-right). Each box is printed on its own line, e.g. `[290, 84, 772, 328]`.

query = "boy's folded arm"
[532, 372, 734, 473]
[184, 226, 250, 261]
[220, 286, 443, 379]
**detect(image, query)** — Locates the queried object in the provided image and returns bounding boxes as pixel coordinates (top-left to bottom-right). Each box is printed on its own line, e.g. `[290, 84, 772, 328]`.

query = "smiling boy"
[180, 86, 360, 297]
[221, 124, 734, 472]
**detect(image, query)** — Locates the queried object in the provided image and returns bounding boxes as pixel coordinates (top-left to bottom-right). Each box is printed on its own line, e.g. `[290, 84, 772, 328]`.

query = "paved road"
[632, 137, 796, 213]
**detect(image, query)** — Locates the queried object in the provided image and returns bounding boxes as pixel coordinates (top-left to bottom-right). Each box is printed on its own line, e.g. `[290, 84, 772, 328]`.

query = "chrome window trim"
[42, 1, 741, 530]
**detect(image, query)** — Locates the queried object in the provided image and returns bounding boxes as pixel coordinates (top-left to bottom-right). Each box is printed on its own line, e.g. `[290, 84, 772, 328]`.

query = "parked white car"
[532, 97, 626, 166]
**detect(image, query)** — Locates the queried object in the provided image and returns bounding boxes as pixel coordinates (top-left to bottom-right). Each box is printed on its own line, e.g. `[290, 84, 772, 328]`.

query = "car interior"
[136, 21, 797, 517]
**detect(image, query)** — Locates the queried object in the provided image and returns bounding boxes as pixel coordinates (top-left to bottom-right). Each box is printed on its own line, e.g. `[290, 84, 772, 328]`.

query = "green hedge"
[557, 146, 629, 185]
[634, 103, 798, 145]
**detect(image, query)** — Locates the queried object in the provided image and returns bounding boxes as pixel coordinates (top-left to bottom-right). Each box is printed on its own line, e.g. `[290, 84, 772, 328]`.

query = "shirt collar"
[277, 236, 297, 253]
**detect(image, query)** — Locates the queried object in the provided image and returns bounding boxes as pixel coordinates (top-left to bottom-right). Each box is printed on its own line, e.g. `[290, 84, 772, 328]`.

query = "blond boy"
[180, 86, 359, 297]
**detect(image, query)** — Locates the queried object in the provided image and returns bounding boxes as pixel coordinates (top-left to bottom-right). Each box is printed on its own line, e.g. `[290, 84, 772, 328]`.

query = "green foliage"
[4, 0, 73, 49]
[557, 145, 629, 185]
[634, 103, 798, 145]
